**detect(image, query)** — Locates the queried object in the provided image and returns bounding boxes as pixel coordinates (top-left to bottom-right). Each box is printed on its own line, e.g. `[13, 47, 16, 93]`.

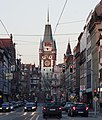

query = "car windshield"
[2, 103, 9, 107]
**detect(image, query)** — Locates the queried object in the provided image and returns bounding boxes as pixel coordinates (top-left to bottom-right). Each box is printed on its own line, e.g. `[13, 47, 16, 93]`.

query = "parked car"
[2, 102, 13, 112]
[24, 102, 37, 112]
[0, 105, 2, 112]
[42, 101, 62, 118]
[11, 101, 18, 108]
[62, 102, 74, 112]
[9, 103, 14, 111]
[68, 102, 89, 117]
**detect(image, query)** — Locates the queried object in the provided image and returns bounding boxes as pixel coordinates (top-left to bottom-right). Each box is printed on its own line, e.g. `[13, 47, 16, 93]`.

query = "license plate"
[78, 111, 83, 113]
[50, 109, 55, 111]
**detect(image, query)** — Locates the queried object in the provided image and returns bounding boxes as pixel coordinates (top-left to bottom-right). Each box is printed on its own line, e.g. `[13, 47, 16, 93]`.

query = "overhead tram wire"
[0, 19, 10, 37]
[0, 32, 80, 38]
[54, 0, 68, 34]
[11, 32, 79, 37]
[0, 19, 12, 54]
[59, 20, 85, 25]
[14, 39, 77, 46]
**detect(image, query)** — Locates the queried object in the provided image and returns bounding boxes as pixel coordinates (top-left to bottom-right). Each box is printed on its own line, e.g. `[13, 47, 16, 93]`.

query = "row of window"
[31, 79, 39, 84]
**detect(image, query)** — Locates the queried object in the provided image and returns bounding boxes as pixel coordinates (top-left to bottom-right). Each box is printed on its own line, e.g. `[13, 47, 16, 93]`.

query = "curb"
[89, 111, 102, 116]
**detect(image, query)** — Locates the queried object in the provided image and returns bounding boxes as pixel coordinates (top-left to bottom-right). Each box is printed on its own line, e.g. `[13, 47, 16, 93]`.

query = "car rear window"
[66, 102, 74, 106]
[45, 102, 61, 107]
[26, 103, 36, 107]
[75, 103, 86, 107]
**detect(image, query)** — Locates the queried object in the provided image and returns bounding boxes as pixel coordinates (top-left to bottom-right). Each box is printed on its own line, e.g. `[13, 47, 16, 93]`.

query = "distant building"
[73, 39, 80, 100]
[29, 64, 41, 102]
[52, 65, 63, 101]
[64, 41, 73, 101]
[21, 64, 41, 101]
[39, 11, 57, 99]
[21, 64, 31, 100]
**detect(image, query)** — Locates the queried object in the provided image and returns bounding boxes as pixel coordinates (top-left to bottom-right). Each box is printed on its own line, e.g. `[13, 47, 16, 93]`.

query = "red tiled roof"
[0, 38, 13, 48]
[95, 0, 102, 16]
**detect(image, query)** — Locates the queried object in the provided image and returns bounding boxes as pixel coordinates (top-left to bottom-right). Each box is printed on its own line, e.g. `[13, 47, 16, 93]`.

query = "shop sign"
[80, 85, 86, 92]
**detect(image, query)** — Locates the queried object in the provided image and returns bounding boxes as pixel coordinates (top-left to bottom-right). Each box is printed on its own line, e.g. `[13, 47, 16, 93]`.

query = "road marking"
[0, 112, 11, 118]
[30, 115, 34, 120]
[30, 114, 39, 120]
[0, 113, 3, 115]
[31, 112, 35, 115]
[35, 115, 39, 120]
[6, 113, 9, 115]
[23, 112, 27, 115]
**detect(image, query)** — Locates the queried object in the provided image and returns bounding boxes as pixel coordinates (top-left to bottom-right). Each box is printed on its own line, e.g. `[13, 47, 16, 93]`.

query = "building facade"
[0, 34, 16, 104]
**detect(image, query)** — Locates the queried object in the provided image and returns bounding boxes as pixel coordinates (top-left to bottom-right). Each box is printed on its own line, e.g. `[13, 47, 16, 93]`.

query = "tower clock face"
[42, 55, 52, 59]
[44, 60, 51, 67]
[49, 55, 52, 59]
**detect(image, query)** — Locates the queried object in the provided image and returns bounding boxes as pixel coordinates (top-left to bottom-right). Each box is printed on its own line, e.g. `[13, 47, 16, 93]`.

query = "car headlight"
[6, 107, 9, 109]
[10, 106, 13, 109]
[24, 107, 27, 109]
[0, 107, 2, 110]
[32, 107, 36, 109]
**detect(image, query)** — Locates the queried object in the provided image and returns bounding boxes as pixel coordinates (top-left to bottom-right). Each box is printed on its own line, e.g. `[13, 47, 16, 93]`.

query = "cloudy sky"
[0, 0, 100, 66]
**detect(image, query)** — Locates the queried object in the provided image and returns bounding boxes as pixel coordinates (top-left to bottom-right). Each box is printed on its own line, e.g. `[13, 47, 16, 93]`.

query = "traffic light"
[93, 90, 99, 98]
[63, 69, 65, 73]
[94, 89, 97, 97]
[62, 64, 65, 73]
[70, 65, 73, 73]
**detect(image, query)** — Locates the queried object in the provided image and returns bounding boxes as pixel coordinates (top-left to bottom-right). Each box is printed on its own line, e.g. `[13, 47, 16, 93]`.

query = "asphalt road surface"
[0, 105, 101, 120]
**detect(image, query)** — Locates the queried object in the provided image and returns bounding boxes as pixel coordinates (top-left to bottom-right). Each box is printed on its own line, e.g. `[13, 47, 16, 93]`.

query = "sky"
[0, 0, 101, 66]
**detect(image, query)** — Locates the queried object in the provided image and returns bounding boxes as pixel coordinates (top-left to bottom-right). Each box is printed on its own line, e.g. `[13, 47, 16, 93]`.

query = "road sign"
[6, 73, 13, 80]
[93, 96, 98, 101]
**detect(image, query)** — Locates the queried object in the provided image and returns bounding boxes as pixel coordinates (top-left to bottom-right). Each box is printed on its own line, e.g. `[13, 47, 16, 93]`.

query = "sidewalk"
[89, 108, 102, 116]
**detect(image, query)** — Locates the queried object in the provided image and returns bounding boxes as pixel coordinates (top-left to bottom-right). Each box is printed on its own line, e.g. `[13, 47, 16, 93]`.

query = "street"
[0, 107, 39, 120]
[0, 105, 102, 120]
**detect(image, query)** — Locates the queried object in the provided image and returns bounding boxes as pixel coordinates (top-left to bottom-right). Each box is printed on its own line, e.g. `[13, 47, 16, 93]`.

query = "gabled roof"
[95, 0, 102, 16]
[0, 38, 14, 48]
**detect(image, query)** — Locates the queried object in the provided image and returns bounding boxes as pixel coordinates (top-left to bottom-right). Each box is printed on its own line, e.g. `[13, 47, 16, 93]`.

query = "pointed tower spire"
[34, 62, 35, 67]
[47, 8, 49, 24]
[66, 40, 72, 55]
[43, 9, 53, 42]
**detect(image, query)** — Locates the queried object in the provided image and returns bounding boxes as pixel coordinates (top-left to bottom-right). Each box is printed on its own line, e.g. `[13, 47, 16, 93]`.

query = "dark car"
[60, 101, 66, 107]
[68, 102, 89, 117]
[0, 106, 2, 112]
[2, 102, 13, 112]
[9, 103, 14, 111]
[62, 102, 74, 112]
[24, 102, 37, 112]
[42, 101, 62, 118]
[11, 101, 18, 108]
